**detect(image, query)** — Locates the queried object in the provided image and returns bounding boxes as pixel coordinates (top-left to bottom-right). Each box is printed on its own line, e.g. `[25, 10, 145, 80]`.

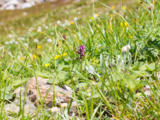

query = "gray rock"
[4, 77, 77, 117]
[21, 3, 32, 9]
[1, 0, 19, 10]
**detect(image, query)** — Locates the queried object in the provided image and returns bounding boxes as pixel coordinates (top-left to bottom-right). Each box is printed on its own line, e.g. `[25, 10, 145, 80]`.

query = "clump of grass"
[1, 0, 160, 119]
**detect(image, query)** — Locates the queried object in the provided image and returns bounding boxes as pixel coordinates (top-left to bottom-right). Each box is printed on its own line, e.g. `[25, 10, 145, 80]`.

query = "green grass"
[1, 0, 160, 119]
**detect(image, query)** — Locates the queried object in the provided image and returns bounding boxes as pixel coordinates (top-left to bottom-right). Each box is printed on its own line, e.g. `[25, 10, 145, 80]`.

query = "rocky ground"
[0, 0, 81, 10]
[4, 77, 78, 118]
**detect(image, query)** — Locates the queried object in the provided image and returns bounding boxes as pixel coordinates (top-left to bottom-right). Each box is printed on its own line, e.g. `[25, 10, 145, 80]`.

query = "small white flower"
[15, 41, 18, 44]
[144, 91, 152, 96]
[126, 45, 131, 50]
[24, 43, 28, 46]
[37, 27, 41, 32]
[45, 26, 48, 29]
[121, 45, 130, 52]
[61, 103, 68, 108]
[51, 107, 60, 113]
[122, 46, 128, 52]
[33, 39, 39, 43]
[20, 37, 25, 41]
[145, 85, 150, 89]
[18, 55, 20, 59]
[57, 20, 61, 24]
[74, 17, 78, 21]
[8, 34, 13, 38]
[50, 32, 54, 35]
[47, 38, 52, 43]
[9, 39, 15, 44]
[8, 52, 12, 56]
[5, 42, 10, 45]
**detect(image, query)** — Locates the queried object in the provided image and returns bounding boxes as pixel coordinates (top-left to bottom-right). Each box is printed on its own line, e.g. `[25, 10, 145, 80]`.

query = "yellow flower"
[54, 55, 61, 60]
[70, 45, 73, 48]
[111, 6, 115, 9]
[120, 23, 123, 27]
[122, 6, 125, 10]
[124, 22, 128, 27]
[37, 45, 42, 49]
[70, 21, 74, 24]
[153, 1, 156, 4]
[45, 63, 50, 67]
[110, 14, 113, 17]
[33, 54, 37, 59]
[91, 17, 94, 20]
[96, 14, 99, 17]
[129, 36, 133, 38]
[108, 26, 112, 29]
[20, 56, 25, 60]
[62, 53, 67, 56]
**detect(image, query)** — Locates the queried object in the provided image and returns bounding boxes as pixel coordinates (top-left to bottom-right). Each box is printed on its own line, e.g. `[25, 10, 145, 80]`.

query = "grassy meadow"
[1, 0, 160, 119]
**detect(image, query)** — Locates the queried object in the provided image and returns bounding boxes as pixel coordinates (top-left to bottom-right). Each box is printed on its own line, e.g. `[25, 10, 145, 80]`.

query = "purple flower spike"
[77, 45, 85, 59]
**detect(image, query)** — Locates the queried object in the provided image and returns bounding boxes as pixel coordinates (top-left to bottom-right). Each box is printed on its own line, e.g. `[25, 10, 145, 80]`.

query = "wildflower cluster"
[77, 45, 85, 60]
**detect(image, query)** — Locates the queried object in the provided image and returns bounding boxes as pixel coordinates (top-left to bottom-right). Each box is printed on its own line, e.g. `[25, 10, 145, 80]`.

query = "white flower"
[18, 55, 20, 59]
[15, 41, 18, 44]
[5, 41, 10, 45]
[47, 38, 52, 43]
[33, 39, 39, 43]
[144, 91, 152, 96]
[20, 37, 25, 41]
[8, 52, 12, 56]
[8, 34, 13, 38]
[57, 20, 61, 24]
[45, 26, 48, 29]
[126, 45, 130, 49]
[37, 27, 41, 32]
[51, 107, 60, 113]
[122, 46, 128, 52]
[50, 32, 54, 35]
[145, 85, 150, 89]
[121, 45, 130, 52]
[74, 17, 78, 21]
[61, 103, 68, 108]
[29, 27, 33, 32]
[10, 39, 15, 44]
[24, 43, 28, 46]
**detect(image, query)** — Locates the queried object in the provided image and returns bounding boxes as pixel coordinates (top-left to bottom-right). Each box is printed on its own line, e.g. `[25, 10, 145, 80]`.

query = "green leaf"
[146, 63, 155, 71]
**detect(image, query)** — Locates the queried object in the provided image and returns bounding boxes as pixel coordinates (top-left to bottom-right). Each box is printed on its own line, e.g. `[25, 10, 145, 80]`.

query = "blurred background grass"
[0, 0, 134, 41]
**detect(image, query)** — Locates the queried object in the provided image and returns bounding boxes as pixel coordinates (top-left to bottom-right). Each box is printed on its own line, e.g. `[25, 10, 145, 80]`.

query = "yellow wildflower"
[110, 14, 113, 17]
[120, 23, 123, 27]
[129, 36, 133, 38]
[70, 21, 74, 24]
[108, 26, 112, 29]
[54, 55, 61, 60]
[45, 63, 50, 67]
[122, 6, 125, 10]
[96, 14, 99, 17]
[33, 54, 37, 58]
[153, 1, 156, 4]
[111, 6, 115, 9]
[124, 22, 128, 27]
[20, 56, 25, 60]
[70, 45, 73, 48]
[91, 17, 94, 20]
[62, 53, 67, 57]
[37, 45, 42, 49]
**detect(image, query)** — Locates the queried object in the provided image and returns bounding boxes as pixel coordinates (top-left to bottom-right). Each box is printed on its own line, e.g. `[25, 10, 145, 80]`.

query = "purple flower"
[77, 45, 85, 59]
